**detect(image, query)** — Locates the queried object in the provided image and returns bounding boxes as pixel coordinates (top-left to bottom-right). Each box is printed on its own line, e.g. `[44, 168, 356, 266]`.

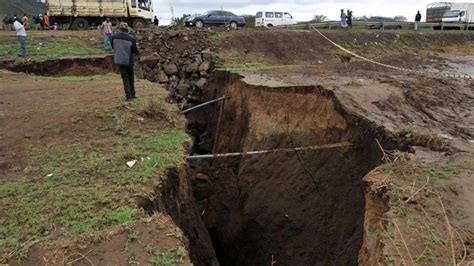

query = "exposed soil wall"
[154, 71, 385, 265]
[0, 56, 114, 76]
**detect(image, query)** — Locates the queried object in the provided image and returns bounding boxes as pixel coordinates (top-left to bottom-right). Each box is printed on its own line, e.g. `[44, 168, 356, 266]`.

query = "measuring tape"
[310, 26, 473, 81]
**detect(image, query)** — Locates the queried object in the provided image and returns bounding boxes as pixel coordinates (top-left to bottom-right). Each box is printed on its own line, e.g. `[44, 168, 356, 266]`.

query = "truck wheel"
[132, 19, 146, 29]
[72, 18, 89, 30]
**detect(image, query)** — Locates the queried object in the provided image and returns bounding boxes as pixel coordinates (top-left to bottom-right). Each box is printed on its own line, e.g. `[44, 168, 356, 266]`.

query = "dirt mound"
[216, 29, 474, 66]
[133, 28, 216, 109]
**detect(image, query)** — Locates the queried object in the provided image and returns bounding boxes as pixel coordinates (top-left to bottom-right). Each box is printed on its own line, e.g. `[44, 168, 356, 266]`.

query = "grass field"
[0, 75, 191, 261]
[0, 31, 106, 62]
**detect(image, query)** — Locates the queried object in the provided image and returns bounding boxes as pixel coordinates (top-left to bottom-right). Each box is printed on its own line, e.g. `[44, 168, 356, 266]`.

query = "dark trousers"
[118, 66, 136, 100]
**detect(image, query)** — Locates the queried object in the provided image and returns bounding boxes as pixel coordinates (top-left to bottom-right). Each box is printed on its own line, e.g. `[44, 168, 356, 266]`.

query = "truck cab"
[442, 9, 467, 23]
[129, 0, 154, 27]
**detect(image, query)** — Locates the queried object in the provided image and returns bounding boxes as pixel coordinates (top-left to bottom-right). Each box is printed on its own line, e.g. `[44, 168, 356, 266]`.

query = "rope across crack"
[186, 142, 353, 160]
[310, 25, 473, 81]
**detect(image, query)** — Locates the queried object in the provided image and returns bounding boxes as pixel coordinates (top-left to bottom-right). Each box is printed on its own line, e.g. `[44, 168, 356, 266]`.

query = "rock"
[187, 94, 202, 103]
[185, 62, 199, 73]
[193, 54, 203, 64]
[176, 79, 191, 96]
[157, 70, 169, 83]
[195, 78, 207, 89]
[142, 64, 152, 72]
[199, 61, 212, 72]
[194, 173, 209, 181]
[177, 83, 190, 96]
[200, 71, 209, 78]
[169, 75, 180, 82]
[168, 30, 180, 38]
[164, 64, 178, 75]
[139, 55, 160, 68]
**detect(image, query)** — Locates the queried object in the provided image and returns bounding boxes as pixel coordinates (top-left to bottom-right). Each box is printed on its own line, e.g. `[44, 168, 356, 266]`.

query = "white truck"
[47, 0, 154, 30]
[441, 2, 474, 27]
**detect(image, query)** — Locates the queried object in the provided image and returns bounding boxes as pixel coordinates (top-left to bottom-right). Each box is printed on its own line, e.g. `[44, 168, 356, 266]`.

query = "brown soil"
[360, 150, 474, 265]
[20, 214, 190, 266]
[216, 29, 474, 67]
[0, 70, 191, 265]
[0, 56, 115, 76]
[211, 29, 474, 265]
[156, 71, 384, 265]
[0, 71, 127, 179]
[2, 28, 473, 265]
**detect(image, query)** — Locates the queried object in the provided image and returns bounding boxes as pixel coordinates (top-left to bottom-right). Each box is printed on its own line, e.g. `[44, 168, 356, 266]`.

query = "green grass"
[0, 39, 105, 62]
[390, 127, 451, 152]
[0, 131, 190, 254]
[45, 75, 108, 82]
[223, 61, 274, 73]
[145, 244, 187, 266]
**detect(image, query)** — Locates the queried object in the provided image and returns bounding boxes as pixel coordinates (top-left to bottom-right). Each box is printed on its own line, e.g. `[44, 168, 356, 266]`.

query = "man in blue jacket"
[111, 23, 139, 101]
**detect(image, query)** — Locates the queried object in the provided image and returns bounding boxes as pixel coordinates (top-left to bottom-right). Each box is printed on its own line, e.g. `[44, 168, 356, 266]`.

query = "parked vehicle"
[255, 11, 297, 27]
[47, 0, 153, 30]
[441, 3, 474, 29]
[427, 2, 453, 23]
[366, 17, 403, 29]
[184, 10, 245, 29]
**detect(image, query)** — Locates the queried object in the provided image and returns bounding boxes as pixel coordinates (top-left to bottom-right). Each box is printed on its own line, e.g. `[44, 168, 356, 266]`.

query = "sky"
[152, 0, 468, 24]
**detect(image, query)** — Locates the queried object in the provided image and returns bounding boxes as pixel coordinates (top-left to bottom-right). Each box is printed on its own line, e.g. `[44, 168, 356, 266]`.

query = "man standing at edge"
[111, 23, 139, 101]
[13, 18, 28, 57]
[415, 11, 422, 31]
[340, 9, 348, 29]
[100, 17, 113, 51]
[347, 10, 353, 29]
[21, 14, 30, 31]
[43, 13, 49, 30]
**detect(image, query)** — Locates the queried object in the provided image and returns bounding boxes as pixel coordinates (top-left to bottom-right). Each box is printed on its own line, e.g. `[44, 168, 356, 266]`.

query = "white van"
[255, 11, 297, 27]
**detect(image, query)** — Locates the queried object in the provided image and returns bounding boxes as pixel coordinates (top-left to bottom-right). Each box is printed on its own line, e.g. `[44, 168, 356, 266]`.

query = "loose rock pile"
[133, 28, 217, 109]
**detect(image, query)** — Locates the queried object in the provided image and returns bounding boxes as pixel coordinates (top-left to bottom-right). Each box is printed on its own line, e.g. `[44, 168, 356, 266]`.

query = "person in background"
[153, 16, 159, 26]
[111, 23, 139, 101]
[34, 15, 41, 30]
[414, 11, 422, 31]
[13, 18, 28, 57]
[21, 14, 30, 30]
[43, 13, 49, 30]
[10, 15, 17, 30]
[52, 22, 58, 30]
[340, 9, 348, 29]
[100, 17, 113, 51]
[2, 15, 10, 31]
[347, 10, 353, 29]
[38, 13, 43, 29]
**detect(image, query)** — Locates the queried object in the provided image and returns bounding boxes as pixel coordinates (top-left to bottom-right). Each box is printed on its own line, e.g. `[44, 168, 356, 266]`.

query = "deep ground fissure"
[0, 56, 114, 76]
[147, 71, 385, 265]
